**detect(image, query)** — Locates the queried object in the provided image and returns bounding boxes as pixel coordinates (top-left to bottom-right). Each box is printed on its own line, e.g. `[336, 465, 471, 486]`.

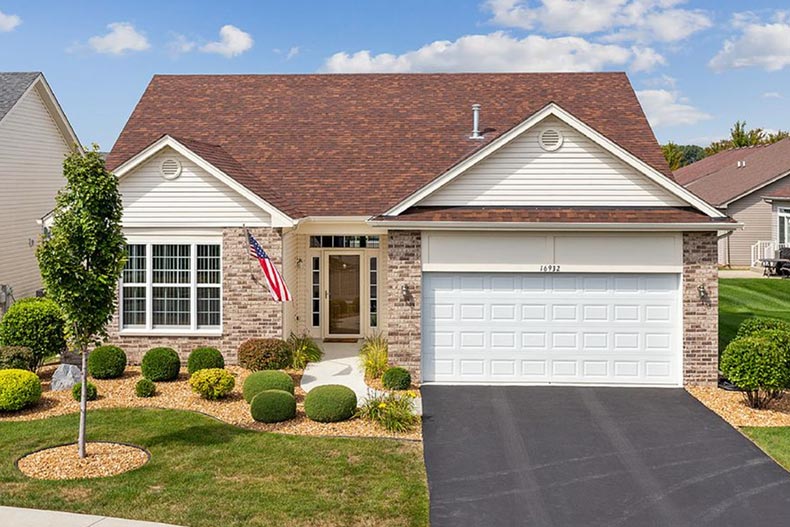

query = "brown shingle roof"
[675, 139, 790, 207]
[108, 73, 672, 218]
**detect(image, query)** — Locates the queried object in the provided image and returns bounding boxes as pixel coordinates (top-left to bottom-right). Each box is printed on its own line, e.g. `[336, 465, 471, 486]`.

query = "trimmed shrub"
[189, 368, 235, 400]
[250, 389, 296, 423]
[141, 347, 181, 381]
[304, 384, 357, 423]
[187, 347, 225, 375]
[382, 367, 412, 390]
[87, 345, 127, 379]
[359, 333, 388, 379]
[238, 338, 290, 371]
[0, 346, 35, 371]
[720, 332, 790, 409]
[0, 297, 65, 370]
[285, 333, 323, 369]
[358, 391, 419, 433]
[243, 370, 294, 402]
[72, 381, 98, 402]
[135, 378, 156, 398]
[0, 369, 42, 411]
[736, 317, 790, 340]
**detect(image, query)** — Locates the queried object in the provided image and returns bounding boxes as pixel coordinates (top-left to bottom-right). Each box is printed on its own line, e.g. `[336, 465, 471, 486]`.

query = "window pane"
[781, 218, 787, 244]
[312, 256, 320, 327]
[367, 236, 380, 248]
[369, 257, 378, 327]
[122, 286, 146, 327]
[197, 288, 221, 327]
[123, 245, 146, 284]
[197, 244, 221, 284]
[153, 244, 190, 284]
[153, 286, 190, 327]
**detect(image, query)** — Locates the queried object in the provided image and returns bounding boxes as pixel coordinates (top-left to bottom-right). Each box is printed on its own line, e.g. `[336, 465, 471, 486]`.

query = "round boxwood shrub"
[87, 345, 127, 379]
[0, 369, 42, 411]
[141, 347, 181, 381]
[243, 370, 294, 402]
[250, 389, 296, 423]
[187, 347, 225, 375]
[189, 368, 235, 400]
[304, 384, 357, 423]
[135, 378, 156, 398]
[736, 317, 790, 340]
[72, 381, 98, 402]
[382, 366, 411, 390]
[238, 338, 290, 371]
[0, 346, 35, 371]
[721, 333, 790, 409]
[0, 297, 66, 370]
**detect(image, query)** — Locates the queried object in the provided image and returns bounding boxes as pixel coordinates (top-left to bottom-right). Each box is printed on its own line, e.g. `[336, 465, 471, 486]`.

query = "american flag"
[248, 232, 292, 302]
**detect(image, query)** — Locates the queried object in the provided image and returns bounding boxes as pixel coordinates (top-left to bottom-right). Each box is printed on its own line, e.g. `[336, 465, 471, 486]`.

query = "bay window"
[780, 208, 790, 245]
[120, 242, 222, 333]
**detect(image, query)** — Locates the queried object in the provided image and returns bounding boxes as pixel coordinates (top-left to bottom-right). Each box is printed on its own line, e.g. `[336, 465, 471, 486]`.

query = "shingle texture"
[107, 73, 671, 218]
[0, 72, 39, 122]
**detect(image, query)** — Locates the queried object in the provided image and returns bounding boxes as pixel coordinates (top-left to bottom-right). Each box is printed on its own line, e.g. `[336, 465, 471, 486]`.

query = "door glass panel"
[329, 254, 361, 334]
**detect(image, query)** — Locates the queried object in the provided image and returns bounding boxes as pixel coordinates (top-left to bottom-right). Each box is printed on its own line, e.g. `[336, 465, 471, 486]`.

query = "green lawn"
[0, 409, 428, 527]
[719, 278, 790, 351]
[742, 427, 790, 470]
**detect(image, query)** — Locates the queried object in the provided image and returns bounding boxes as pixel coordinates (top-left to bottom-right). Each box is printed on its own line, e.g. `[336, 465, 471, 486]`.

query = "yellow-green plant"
[358, 391, 418, 433]
[359, 333, 388, 379]
[189, 368, 235, 400]
[286, 333, 323, 369]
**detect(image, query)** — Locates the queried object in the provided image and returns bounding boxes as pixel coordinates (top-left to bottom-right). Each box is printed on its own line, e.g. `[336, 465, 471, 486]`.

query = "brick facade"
[386, 230, 422, 382]
[105, 227, 283, 364]
[682, 231, 719, 385]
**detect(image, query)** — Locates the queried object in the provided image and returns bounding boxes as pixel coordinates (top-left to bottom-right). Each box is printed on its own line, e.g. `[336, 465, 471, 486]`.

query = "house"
[675, 139, 790, 267]
[104, 72, 734, 387]
[0, 72, 80, 311]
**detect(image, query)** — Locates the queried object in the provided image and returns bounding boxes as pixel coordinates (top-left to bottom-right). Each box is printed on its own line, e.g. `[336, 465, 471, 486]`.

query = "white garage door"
[422, 273, 682, 386]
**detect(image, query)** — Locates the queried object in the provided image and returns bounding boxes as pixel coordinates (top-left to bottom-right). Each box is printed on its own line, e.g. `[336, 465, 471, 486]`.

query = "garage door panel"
[422, 272, 681, 385]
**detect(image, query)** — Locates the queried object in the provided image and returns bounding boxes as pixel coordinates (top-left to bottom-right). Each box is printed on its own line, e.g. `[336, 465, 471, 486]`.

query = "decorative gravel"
[688, 386, 790, 427]
[17, 441, 149, 480]
[0, 366, 421, 440]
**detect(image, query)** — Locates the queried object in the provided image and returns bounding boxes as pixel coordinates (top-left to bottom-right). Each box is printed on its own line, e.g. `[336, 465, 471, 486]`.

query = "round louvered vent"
[160, 158, 182, 180]
[538, 128, 563, 151]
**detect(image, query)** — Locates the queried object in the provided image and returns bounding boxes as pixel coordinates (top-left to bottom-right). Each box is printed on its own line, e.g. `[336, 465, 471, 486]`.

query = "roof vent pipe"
[469, 103, 483, 140]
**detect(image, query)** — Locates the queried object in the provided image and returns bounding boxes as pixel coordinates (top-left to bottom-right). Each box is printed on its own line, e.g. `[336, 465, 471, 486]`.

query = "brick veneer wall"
[386, 230, 422, 382]
[104, 227, 283, 364]
[682, 231, 719, 385]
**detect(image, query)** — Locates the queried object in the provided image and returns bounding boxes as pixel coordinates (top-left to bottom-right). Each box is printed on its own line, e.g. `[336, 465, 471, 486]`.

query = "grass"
[742, 427, 790, 471]
[719, 278, 790, 352]
[0, 408, 428, 527]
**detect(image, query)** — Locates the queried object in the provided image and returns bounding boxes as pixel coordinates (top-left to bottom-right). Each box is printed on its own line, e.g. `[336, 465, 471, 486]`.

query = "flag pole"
[243, 225, 260, 286]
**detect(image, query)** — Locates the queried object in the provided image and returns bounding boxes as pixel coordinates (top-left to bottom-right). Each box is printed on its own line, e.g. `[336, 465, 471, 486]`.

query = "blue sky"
[1, 0, 789, 149]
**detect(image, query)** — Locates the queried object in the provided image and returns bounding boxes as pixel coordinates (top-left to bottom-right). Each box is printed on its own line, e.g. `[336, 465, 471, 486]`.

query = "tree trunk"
[78, 346, 88, 458]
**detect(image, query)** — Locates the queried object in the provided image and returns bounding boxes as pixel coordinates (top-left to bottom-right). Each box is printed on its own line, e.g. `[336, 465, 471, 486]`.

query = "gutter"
[366, 220, 743, 232]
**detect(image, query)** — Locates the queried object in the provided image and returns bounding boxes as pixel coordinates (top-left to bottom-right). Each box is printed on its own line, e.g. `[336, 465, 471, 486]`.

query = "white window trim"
[779, 208, 790, 245]
[119, 238, 223, 336]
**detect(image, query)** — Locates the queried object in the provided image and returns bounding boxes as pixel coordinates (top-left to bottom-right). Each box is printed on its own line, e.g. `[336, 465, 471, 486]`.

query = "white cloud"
[324, 32, 636, 73]
[167, 33, 196, 56]
[87, 22, 150, 55]
[286, 46, 300, 60]
[709, 14, 790, 72]
[485, 0, 711, 43]
[200, 25, 253, 57]
[635, 89, 712, 127]
[0, 10, 21, 32]
[763, 91, 783, 99]
[630, 46, 666, 71]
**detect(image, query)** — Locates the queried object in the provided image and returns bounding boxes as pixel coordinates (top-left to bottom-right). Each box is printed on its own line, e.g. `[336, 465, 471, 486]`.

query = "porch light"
[697, 283, 710, 305]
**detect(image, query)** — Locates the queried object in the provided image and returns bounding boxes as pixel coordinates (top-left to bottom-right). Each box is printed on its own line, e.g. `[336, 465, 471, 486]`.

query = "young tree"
[37, 147, 125, 458]
[661, 142, 684, 171]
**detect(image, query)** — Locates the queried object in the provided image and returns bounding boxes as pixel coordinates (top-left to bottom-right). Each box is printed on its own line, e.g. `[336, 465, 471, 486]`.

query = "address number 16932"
[539, 264, 561, 273]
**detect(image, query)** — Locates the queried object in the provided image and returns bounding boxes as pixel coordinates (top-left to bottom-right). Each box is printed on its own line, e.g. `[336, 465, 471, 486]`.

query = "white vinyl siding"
[0, 83, 70, 299]
[418, 116, 684, 208]
[119, 148, 272, 228]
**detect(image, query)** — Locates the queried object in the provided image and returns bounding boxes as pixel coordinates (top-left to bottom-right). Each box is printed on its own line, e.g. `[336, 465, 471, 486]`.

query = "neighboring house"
[675, 139, 790, 267]
[104, 72, 734, 387]
[0, 72, 79, 311]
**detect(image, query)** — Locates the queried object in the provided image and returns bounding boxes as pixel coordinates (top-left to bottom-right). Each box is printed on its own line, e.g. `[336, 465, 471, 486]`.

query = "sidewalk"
[0, 506, 182, 527]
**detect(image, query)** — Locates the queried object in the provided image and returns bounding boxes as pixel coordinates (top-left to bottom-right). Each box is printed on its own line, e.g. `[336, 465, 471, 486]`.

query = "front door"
[325, 252, 362, 338]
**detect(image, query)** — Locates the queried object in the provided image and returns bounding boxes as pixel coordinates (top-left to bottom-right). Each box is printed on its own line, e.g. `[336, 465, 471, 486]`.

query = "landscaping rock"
[50, 364, 82, 391]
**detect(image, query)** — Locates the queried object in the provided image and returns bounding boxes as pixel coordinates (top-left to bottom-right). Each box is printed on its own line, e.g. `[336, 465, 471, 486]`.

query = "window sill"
[119, 329, 223, 338]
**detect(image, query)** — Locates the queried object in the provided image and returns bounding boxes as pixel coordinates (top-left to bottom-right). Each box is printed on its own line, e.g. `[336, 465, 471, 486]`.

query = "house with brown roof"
[104, 72, 733, 387]
[675, 138, 790, 267]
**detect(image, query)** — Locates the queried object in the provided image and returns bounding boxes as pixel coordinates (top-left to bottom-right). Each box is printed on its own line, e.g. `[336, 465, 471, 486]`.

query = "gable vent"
[160, 158, 182, 180]
[539, 128, 563, 151]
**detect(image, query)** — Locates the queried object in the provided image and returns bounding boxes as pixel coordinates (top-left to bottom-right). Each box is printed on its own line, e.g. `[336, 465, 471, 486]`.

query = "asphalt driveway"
[422, 386, 790, 526]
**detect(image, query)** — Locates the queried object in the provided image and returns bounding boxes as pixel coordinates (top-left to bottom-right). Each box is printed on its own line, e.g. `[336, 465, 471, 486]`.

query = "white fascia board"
[112, 135, 294, 227]
[368, 220, 742, 232]
[385, 103, 725, 219]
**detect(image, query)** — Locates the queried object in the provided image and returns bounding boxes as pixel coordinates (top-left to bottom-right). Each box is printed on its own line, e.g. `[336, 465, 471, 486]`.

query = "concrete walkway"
[719, 268, 768, 279]
[0, 506, 182, 527]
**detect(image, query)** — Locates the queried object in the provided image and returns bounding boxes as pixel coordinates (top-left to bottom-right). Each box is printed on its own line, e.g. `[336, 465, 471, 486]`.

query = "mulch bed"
[16, 441, 149, 480]
[0, 366, 421, 441]
[688, 386, 790, 427]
